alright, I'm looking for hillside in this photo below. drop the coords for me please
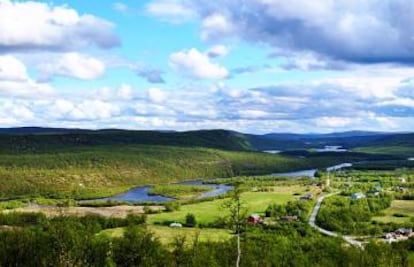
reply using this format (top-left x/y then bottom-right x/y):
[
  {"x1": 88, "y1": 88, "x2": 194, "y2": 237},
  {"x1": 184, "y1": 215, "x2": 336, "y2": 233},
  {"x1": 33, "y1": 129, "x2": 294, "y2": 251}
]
[{"x1": 0, "y1": 129, "x2": 253, "y2": 153}]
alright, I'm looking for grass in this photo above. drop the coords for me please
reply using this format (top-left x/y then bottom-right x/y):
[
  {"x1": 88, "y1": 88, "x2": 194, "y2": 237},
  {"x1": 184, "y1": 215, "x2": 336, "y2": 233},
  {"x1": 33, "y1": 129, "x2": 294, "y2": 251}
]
[
  {"x1": 353, "y1": 146, "x2": 414, "y2": 157},
  {"x1": 372, "y1": 200, "x2": 414, "y2": 223},
  {"x1": 99, "y1": 225, "x2": 232, "y2": 245},
  {"x1": 148, "y1": 188, "x2": 308, "y2": 225},
  {"x1": 148, "y1": 184, "x2": 213, "y2": 199}
]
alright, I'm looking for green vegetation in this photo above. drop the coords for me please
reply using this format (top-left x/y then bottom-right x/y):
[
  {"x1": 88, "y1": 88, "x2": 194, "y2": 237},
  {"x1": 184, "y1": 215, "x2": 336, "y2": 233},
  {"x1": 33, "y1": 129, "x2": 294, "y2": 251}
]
[
  {"x1": 0, "y1": 212, "x2": 412, "y2": 266},
  {"x1": 100, "y1": 225, "x2": 232, "y2": 245},
  {"x1": 148, "y1": 184, "x2": 213, "y2": 199},
  {"x1": 149, "y1": 190, "x2": 300, "y2": 226},
  {"x1": 0, "y1": 144, "x2": 319, "y2": 199},
  {"x1": 317, "y1": 194, "x2": 394, "y2": 235},
  {"x1": 372, "y1": 200, "x2": 414, "y2": 223}
]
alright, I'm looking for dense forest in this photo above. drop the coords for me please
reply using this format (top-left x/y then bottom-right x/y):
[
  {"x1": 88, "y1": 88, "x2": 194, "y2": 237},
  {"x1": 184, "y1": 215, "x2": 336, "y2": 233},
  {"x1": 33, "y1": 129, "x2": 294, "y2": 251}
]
[{"x1": 0, "y1": 212, "x2": 412, "y2": 267}]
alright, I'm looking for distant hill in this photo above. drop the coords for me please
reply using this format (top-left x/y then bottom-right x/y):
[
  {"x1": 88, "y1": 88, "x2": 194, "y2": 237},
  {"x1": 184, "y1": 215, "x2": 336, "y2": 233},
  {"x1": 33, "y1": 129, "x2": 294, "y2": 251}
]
[
  {"x1": 0, "y1": 127, "x2": 412, "y2": 153},
  {"x1": 0, "y1": 128, "x2": 253, "y2": 152}
]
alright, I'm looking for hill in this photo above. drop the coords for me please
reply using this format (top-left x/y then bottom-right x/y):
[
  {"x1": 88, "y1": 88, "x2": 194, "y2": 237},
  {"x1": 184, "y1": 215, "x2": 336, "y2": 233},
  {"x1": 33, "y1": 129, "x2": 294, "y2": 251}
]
[{"x1": 0, "y1": 129, "x2": 253, "y2": 153}]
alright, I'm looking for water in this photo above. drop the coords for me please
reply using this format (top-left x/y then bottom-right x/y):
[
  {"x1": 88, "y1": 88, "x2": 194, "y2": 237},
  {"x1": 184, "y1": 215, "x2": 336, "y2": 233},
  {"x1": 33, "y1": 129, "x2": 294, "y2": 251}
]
[
  {"x1": 272, "y1": 169, "x2": 317, "y2": 178},
  {"x1": 96, "y1": 163, "x2": 352, "y2": 203},
  {"x1": 99, "y1": 180, "x2": 234, "y2": 203},
  {"x1": 314, "y1": 146, "x2": 348, "y2": 152},
  {"x1": 262, "y1": 150, "x2": 282, "y2": 154},
  {"x1": 272, "y1": 163, "x2": 353, "y2": 179},
  {"x1": 99, "y1": 186, "x2": 174, "y2": 203},
  {"x1": 179, "y1": 180, "x2": 234, "y2": 199}
]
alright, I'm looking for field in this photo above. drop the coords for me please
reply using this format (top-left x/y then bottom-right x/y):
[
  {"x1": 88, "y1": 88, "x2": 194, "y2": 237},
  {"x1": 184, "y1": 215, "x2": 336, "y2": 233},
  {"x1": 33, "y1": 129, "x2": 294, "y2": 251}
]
[
  {"x1": 3, "y1": 205, "x2": 164, "y2": 218},
  {"x1": 148, "y1": 186, "x2": 314, "y2": 225},
  {"x1": 100, "y1": 225, "x2": 232, "y2": 245},
  {"x1": 372, "y1": 200, "x2": 414, "y2": 223}
]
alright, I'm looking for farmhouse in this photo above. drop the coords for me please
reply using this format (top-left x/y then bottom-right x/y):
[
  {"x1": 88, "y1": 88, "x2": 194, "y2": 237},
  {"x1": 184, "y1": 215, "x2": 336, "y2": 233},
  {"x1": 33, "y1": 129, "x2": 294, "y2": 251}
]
[{"x1": 247, "y1": 214, "x2": 263, "y2": 225}]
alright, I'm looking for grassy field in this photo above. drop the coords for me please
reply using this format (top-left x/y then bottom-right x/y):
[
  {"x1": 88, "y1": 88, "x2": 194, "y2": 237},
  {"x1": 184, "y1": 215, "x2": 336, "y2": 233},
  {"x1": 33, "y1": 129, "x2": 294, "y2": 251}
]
[
  {"x1": 100, "y1": 225, "x2": 232, "y2": 245},
  {"x1": 148, "y1": 184, "x2": 213, "y2": 199},
  {"x1": 372, "y1": 200, "x2": 414, "y2": 223},
  {"x1": 353, "y1": 146, "x2": 414, "y2": 157},
  {"x1": 148, "y1": 186, "x2": 313, "y2": 225}
]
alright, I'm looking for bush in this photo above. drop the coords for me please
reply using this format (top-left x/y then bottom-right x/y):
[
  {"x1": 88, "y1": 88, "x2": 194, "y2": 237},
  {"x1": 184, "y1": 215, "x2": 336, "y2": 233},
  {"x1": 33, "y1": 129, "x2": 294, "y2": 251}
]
[{"x1": 164, "y1": 201, "x2": 181, "y2": 212}]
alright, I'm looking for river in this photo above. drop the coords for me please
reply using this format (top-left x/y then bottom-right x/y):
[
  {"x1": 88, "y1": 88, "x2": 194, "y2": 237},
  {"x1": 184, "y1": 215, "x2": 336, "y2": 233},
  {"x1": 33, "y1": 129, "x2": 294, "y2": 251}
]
[{"x1": 94, "y1": 163, "x2": 353, "y2": 203}]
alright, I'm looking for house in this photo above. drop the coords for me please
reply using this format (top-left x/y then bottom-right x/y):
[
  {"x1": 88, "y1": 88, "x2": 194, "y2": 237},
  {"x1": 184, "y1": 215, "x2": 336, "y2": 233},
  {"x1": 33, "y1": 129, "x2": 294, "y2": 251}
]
[
  {"x1": 247, "y1": 214, "x2": 263, "y2": 225},
  {"x1": 351, "y1": 192, "x2": 366, "y2": 200},
  {"x1": 300, "y1": 192, "x2": 313, "y2": 201},
  {"x1": 280, "y1": 215, "x2": 298, "y2": 222}
]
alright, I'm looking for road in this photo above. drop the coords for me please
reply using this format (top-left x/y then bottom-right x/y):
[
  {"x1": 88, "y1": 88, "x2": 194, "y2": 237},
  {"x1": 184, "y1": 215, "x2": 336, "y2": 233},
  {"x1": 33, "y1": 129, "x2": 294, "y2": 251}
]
[{"x1": 308, "y1": 192, "x2": 363, "y2": 248}]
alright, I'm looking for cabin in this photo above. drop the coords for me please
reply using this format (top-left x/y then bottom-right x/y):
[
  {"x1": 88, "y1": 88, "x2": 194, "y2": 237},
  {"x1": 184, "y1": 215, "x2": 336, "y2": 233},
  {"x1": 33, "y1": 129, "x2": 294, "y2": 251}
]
[
  {"x1": 351, "y1": 192, "x2": 366, "y2": 200},
  {"x1": 247, "y1": 214, "x2": 263, "y2": 225}
]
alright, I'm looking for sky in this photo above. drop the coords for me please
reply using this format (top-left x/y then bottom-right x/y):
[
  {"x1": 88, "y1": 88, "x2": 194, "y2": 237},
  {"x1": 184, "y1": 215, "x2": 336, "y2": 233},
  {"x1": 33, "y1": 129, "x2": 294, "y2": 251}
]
[{"x1": 0, "y1": 0, "x2": 414, "y2": 134}]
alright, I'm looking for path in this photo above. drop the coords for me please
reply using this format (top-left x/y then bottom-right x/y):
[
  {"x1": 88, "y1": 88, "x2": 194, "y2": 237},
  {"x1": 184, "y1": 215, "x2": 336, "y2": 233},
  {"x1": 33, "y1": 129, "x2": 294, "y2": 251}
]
[{"x1": 308, "y1": 192, "x2": 363, "y2": 248}]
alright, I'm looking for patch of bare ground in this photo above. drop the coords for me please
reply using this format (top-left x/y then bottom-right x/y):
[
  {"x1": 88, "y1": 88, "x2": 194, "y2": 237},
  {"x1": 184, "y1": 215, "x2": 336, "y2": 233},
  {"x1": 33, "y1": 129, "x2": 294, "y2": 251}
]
[{"x1": 3, "y1": 205, "x2": 164, "y2": 218}]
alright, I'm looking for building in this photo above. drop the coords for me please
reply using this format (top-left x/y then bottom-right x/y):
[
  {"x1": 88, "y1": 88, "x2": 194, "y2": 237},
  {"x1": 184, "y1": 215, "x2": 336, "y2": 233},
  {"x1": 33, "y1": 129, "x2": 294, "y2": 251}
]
[
  {"x1": 351, "y1": 192, "x2": 366, "y2": 200},
  {"x1": 247, "y1": 214, "x2": 263, "y2": 225}
]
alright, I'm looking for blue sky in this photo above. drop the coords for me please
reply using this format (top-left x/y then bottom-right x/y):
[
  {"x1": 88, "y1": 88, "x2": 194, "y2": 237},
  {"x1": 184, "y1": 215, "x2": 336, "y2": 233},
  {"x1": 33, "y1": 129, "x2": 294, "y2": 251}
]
[{"x1": 0, "y1": 0, "x2": 414, "y2": 133}]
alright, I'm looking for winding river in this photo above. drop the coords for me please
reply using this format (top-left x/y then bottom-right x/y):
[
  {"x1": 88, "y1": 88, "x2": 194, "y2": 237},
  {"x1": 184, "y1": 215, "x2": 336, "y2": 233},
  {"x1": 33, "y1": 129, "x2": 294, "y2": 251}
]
[{"x1": 94, "y1": 163, "x2": 353, "y2": 203}]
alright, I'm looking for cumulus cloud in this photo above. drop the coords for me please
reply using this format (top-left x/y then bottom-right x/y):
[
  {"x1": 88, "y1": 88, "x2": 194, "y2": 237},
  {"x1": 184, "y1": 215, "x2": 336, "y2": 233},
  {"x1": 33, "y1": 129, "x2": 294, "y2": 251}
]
[
  {"x1": 169, "y1": 48, "x2": 229, "y2": 79},
  {"x1": 0, "y1": 55, "x2": 28, "y2": 81},
  {"x1": 145, "y1": 0, "x2": 195, "y2": 23},
  {"x1": 161, "y1": 0, "x2": 414, "y2": 64},
  {"x1": 0, "y1": 0, "x2": 120, "y2": 52},
  {"x1": 37, "y1": 53, "x2": 106, "y2": 80},
  {"x1": 147, "y1": 88, "x2": 167, "y2": 103},
  {"x1": 207, "y1": 45, "x2": 229, "y2": 58},
  {"x1": 0, "y1": 55, "x2": 55, "y2": 98},
  {"x1": 48, "y1": 99, "x2": 120, "y2": 121}
]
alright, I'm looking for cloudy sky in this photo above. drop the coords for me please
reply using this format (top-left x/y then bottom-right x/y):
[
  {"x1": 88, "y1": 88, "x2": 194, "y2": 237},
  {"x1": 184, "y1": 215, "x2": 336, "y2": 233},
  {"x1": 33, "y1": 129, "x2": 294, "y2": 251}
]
[{"x1": 1, "y1": 0, "x2": 414, "y2": 133}]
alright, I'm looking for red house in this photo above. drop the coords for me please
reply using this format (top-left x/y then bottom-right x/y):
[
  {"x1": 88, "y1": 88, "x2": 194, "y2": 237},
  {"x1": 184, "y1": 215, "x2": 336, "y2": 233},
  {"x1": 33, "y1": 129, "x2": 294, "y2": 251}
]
[{"x1": 247, "y1": 214, "x2": 263, "y2": 225}]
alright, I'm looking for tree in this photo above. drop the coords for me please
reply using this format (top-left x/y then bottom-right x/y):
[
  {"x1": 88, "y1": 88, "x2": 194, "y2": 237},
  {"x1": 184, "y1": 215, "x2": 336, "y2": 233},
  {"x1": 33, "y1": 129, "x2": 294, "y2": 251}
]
[
  {"x1": 222, "y1": 184, "x2": 247, "y2": 267},
  {"x1": 185, "y1": 213, "x2": 197, "y2": 227}
]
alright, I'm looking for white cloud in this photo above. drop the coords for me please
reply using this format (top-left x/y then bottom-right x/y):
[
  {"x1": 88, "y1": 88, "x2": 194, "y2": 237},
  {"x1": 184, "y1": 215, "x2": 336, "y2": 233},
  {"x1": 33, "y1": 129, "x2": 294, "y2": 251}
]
[
  {"x1": 0, "y1": 0, "x2": 119, "y2": 51},
  {"x1": 0, "y1": 55, "x2": 28, "y2": 81},
  {"x1": 37, "y1": 53, "x2": 106, "y2": 80},
  {"x1": 169, "y1": 48, "x2": 229, "y2": 79},
  {"x1": 146, "y1": 0, "x2": 195, "y2": 23},
  {"x1": 0, "y1": 55, "x2": 55, "y2": 98},
  {"x1": 148, "y1": 88, "x2": 167, "y2": 103},
  {"x1": 207, "y1": 45, "x2": 229, "y2": 58},
  {"x1": 48, "y1": 99, "x2": 120, "y2": 121},
  {"x1": 201, "y1": 13, "x2": 234, "y2": 41}
]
